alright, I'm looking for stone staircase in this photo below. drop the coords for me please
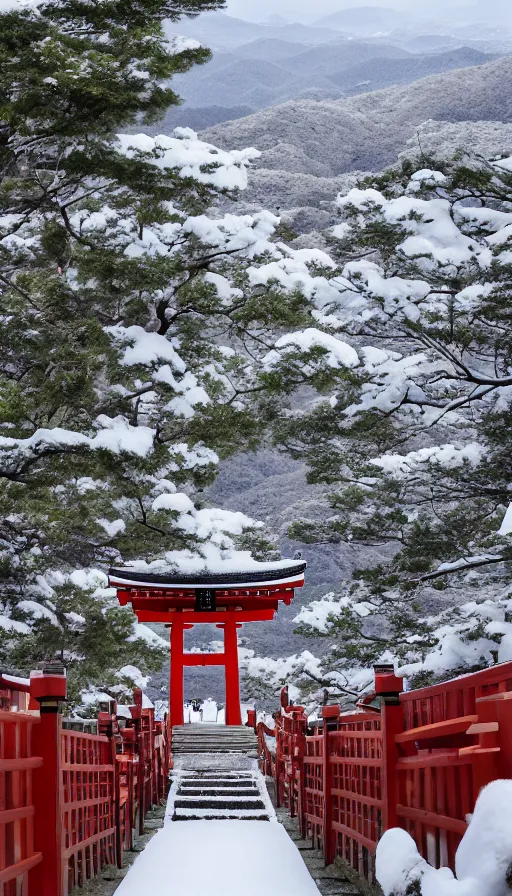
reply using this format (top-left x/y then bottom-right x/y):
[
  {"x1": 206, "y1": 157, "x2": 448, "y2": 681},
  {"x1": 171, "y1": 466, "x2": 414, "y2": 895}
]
[
  {"x1": 170, "y1": 770, "x2": 272, "y2": 821},
  {"x1": 171, "y1": 724, "x2": 258, "y2": 755},
  {"x1": 169, "y1": 725, "x2": 271, "y2": 821}
]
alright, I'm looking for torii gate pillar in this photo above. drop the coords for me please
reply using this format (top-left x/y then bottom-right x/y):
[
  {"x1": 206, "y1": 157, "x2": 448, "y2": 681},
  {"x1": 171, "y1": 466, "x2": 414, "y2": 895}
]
[
  {"x1": 169, "y1": 613, "x2": 243, "y2": 727},
  {"x1": 218, "y1": 617, "x2": 242, "y2": 727},
  {"x1": 170, "y1": 615, "x2": 185, "y2": 728}
]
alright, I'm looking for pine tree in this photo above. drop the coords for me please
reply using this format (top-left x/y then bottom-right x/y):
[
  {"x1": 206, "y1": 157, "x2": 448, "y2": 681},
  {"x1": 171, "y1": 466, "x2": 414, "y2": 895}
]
[
  {"x1": 248, "y1": 153, "x2": 512, "y2": 694},
  {"x1": 0, "y1": 0, "x2": 313, "y2": 705}
]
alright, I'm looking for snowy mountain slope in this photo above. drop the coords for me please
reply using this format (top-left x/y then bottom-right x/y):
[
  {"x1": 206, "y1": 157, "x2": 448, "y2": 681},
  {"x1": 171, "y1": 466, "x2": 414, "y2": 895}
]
[
  {"x1": 171, "y1": 56, "x2": 343, "y2": 110},
  {"x1": 201, "y1": 57, "x2": 512, "y2": 178},
  {"x1": 168, "y1": 39, "x2": 411, "y2": 114},
  {"x1": 399, "y1": 118, "x2": 512, "y2": 162},
  {"x1": 239, "y1": 169, "x2": 361, "y2": 216},
  {"x1": 237, "y1": 121, "x2": 512, "y2": 217}
]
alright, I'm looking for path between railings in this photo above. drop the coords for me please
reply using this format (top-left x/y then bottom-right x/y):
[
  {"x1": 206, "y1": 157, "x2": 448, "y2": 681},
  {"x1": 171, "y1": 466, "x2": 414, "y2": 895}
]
[{"x1": 98, "y1": 746, "x2": 367, "y2": 896}]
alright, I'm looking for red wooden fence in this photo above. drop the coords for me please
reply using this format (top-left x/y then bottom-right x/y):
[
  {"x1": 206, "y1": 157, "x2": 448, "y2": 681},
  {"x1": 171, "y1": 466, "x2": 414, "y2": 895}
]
[
  {"x1": 256, "y1": 661, "x2": 512, "y2": 886},
  {"x1": 0, "y1": 707, "x2": 42, "y2": 895},
  {"x1": 62, "y1": 730, "x2": 117, "y2": 895},
  {"x1": 0, "y1": 668, "x2": 169, "y2": 895}
]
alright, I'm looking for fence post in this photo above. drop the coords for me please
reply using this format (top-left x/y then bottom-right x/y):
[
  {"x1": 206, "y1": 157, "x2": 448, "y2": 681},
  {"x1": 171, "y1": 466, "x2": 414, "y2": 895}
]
[
  {"x1": 131, "y1": 689, "x2": 146, "y2": 835},
  {"x1": 29, "y1": 666, "x2": 67, "y2": 896},
  {"x1": 322, "y1": 705, "x2": 340, "y2": 866},
  {"x1": 470, "y1": 693, "x2": 505, "y2": 794},
  {"x1": 375, "y1": 664, "x2": 404, "y2": 833},
  {"x1": 275, "y1": 712, "x2": 282, "y2": 808},
  {"x1": 98, "y1": 703, "x2": 123, "y2": 870},
  {"x1": 295, "y1": 709, "x2": 307, "y2": 840},
  {"x1": 288, "y1": 707, "x2": 303, "y2": 819}
]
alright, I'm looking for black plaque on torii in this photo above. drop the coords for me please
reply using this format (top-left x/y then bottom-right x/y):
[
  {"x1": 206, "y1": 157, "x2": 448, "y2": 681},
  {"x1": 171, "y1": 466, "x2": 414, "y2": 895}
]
[{"x1": 194, "y1": 589, "x2": 216, "y2": 612}]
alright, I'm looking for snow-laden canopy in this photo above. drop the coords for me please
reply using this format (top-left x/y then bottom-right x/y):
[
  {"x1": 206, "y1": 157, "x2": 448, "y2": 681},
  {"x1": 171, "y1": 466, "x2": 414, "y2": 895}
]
[{"x1": 243, "y1": 151, "x2": 512, "y2": 698}]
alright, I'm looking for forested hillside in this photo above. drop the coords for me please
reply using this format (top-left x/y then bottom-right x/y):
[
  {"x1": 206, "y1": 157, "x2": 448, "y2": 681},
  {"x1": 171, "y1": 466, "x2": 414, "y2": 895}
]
[{"x1": 203, "y1": 57, "x2": 512, "y2": 179}]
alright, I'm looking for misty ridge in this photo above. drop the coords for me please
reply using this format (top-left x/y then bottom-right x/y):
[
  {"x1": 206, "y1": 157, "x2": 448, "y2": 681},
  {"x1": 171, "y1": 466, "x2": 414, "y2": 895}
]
[
  {"x1": 158, "y1": 3, "x2": 512, "y2": 133},
  {"x1": 149, "y1": 4, "x2": 512, "y2": 702}
]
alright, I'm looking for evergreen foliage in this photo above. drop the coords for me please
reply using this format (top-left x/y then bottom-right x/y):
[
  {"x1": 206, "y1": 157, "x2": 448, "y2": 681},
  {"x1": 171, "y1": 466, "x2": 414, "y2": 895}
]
[
  {"x1": 0, "y1": 0, "x2": 313, "y2": 704},
  {"x1": 253, "y1": 155, "x2": 512, "y2": 695}
]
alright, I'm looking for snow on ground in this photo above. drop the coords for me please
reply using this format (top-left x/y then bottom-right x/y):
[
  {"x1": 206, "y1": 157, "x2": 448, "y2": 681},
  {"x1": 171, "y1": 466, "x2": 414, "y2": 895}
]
[
  {"x1": 115, "y1": 820, "x2": 320, "y2": 896},
  {"x1": 376, "y1": 780, "x2": 512, "y2": 896}
]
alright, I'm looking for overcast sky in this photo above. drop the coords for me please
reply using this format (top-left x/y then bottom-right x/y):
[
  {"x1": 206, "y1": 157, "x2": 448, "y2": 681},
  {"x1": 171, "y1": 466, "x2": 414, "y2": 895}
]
[{"x1": 225, "y1": 0, "x2": 477, "y2": 23}]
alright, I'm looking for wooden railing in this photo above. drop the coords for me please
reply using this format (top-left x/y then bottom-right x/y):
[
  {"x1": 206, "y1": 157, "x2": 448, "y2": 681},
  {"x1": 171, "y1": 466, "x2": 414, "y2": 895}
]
[
  {"x1": 0, "y1": 707, "x2": 42, "y2": 894},
  {"x1": 0, "y1": 669, "x2": 169, "y2": 895},
  {"x1": 255, "y1": 662, "x2": 512, "y2": 886}
]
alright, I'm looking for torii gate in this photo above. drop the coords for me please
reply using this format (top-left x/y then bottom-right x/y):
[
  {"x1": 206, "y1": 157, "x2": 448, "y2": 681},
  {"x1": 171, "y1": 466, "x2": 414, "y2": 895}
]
[{"x1": 109, "y1": 561, "x2": 306, "y2": 727}]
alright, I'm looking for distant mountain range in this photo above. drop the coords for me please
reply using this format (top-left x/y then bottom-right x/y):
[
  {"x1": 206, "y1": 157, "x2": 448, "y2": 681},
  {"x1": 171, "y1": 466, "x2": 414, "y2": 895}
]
[
  {"x1": 329, "y1": 46, "x2": 494, "y2": 93},
  {"x1": 163, "y1": 32, "x2": 499, "y2": 132},
  {"x1": 174, "y1": 9, "x2": 512, "y2": 51},
  {"x1": 199, "y1": 56, "x2": 512, "y2": 207}
]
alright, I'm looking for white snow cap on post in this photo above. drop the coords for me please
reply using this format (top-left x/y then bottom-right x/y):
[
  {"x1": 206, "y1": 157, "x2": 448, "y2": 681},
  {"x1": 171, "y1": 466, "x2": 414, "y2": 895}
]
[{"x1": 376, "y1": 780, "x2": 512, "y2": 896}]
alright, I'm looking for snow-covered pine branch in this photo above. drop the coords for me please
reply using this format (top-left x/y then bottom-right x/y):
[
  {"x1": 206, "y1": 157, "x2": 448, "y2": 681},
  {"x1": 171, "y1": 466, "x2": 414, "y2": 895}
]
[
  {"x1": 246, "y1": 153, "x2": 512, "y2": 692},
  {"x1": 0, "y1": 0, "x2": 318, "y2": 705}
]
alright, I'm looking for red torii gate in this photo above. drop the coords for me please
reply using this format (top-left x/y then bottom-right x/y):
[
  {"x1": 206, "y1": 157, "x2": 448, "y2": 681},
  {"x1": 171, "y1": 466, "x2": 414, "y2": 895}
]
[{"x1": 109, "y1": 561, "x2": 307, "y2": 727}]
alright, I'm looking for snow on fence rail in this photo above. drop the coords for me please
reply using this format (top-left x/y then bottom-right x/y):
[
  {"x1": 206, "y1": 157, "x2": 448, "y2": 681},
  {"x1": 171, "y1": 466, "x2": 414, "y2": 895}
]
[
  {"x1": 254, "y1": 662, "x2": 512, "y2": 887},
  {"x1": 0, "y1": 668, "x2": 169, "y2": 896}
]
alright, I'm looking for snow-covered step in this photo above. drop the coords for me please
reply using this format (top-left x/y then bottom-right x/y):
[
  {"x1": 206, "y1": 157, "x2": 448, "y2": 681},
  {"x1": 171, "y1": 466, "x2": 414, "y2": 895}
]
[
  {"x1": 171, "y1": 723, "x2": 258, "y2": 755},
  {"x1": 179, "y1": 788, "x2": 260, "y2": 797},
  {"x1": 179, "y1": 776, "x2": 255, "y2": 784},
  {"x1": 174, "y1": 798, "x2": 266, "y2": 811},
  {"x1": 179, "y1": 770, "x2": 255, "y2": 776},
  {"x1": 172, "y1": 725, "x2": 252, "y2": 731},
  {"x1": 178, "y1": 769, "x2": 254, "y2": 787},
  {"x1": 168, "y1": 767, "x2": 275, "y2": 822},
  {"x1": 173, "y1": 808, "x2": 270, "y2": 820},
  {"x1": 174, "y1": 794, "x2": 263, "y2": 802},
  {"x1": 173, "y1": 737, "x2": 257, "y2": 743},
  {"x1": 173, "y1": 745, "x2": 258, "y2": 753},
  {"x1": 179, "y1": 776, "x2": 256, "y2": 784},
  {"x1": 172, "y1": 739, "x2": 257, "y2": 744},
  {"x1": 173, "y1": 735, "x2": 257, "y2": 742},
  {"x1": 172, "y1": 735, "x2": 257, "y2": 741}
]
